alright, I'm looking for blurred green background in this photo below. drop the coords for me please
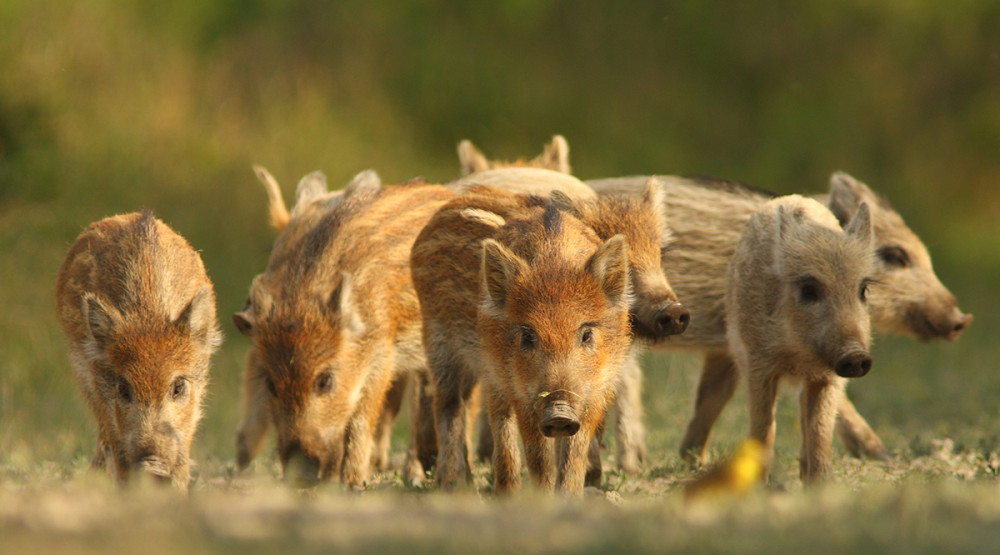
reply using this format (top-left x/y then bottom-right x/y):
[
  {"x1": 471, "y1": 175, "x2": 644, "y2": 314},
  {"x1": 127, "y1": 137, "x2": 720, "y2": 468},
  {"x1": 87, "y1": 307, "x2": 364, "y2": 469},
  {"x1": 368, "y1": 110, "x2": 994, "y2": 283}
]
[{"x1": 1, "y1": 0, "x2": 998, "y2": 470}]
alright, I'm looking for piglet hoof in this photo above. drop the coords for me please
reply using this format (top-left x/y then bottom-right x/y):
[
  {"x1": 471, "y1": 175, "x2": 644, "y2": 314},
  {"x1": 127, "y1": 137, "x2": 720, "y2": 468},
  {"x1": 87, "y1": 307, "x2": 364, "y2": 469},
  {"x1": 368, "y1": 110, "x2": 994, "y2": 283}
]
[
  {"x1": 585, "y1": 464, "x2": 602, "y2": 487},
  {"x1": 836, "y1": 425, "x2": 889, "y2": 462},
  {"x1": 679, "y1": 447, "x2": 707, "y2": 469},
  {"x1": 435, "y1": 466, "x2": 471, "y2": 491},
  {"x1": 401, "y1": 455, "x2": 427, "y2": 488},
  {"x1": 236, "y1": 445, "x2": 252, "y2": 472},
  {"x1": 618, "y1": 442, "x2": 647, "y2": 477},
  {"x1": 617, "y1": 453, "x2": 641, "y2": 478},
  {"x1": 869, "y1": 448, "x2": 892, "y2": 462}
]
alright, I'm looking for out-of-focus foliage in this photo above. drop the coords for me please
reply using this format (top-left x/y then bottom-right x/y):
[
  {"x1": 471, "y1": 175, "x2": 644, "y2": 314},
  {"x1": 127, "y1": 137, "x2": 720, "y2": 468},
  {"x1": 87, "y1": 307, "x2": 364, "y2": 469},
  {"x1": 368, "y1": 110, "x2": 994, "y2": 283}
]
[{"x1": 0, "y1": 0, "x2": 997, "y2": 465}]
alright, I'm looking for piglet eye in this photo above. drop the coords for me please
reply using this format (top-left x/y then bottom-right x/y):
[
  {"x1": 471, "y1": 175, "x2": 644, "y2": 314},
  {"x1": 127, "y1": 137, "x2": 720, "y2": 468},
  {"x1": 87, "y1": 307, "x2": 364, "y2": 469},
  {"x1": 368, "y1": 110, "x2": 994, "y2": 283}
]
[
  {"x1": 878, "y1": 246, "x2": 910, "y2": 268},
  {"x1": 580, "y1": 325, "x2": 595, "y2": 346},
  {"x1": 801, "y1": 284, "x2": 818, "y2": 302},
  {"x1": 315, "y1": 372, "x2": 333, "y2": 395},
  {"x1": 266, "y1": 377, "x2": 277, "y2": 397},
  {"x1": 117, "y1": 378, "x2": 132, "y2": 403},
  {"x1": 797, "y1": 277, "x2": 823, "y2": 303},
  {"x1": 519, "y1": 326, "x2": 538, "y2": 350},
  {"x1": 859, "y1": 279, "x2": 872, "y2": 302},
  {"x1": 171, "y1": 377, "x2": 188, "y2": 400}
]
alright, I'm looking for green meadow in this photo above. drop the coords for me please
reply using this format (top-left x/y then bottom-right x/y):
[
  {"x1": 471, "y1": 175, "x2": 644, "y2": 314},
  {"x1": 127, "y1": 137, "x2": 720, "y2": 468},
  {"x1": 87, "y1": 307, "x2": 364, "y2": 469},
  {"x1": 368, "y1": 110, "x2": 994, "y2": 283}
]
[{"x1": 2, "y1": 1, "x2": 999, "y2": 552}]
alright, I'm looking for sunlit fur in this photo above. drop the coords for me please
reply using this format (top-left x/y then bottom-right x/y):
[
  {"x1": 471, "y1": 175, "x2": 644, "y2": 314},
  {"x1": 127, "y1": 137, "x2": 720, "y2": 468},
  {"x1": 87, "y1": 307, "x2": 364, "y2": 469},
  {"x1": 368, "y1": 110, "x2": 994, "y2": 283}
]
[
  {"x1": 252, "y1": 166, "x2": 383, "y2": 233},
  {"x1": 449, "y1": 167, "x2": 598, "y2": 200},
  {"x1": 551, "y1": 179, "x2": 684, "y2": 342},
  {"x1": 234, "y1": 173, "x2": 453, "y2": 487},
  {"x1": 56, "y1": 211, "x2": 221, "y2": 493},
  {"x1": 449, "y1": 166, "x2": 683, "y2": 476},
  {"x1": 411, "y1": 187, "x2": 631, "y2": 494}
]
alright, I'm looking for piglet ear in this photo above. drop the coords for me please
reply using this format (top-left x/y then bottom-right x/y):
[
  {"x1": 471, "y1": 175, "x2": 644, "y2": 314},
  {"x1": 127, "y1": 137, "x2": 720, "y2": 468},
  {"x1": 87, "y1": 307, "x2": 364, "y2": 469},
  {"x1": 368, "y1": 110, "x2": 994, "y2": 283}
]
[
  {"x1": 844, "y1": 201, "x2": 873, "y2": 246},
  {"x1": 343, "y1": 169, "x2": 381, "y2": 197},
  {"x1": 480, "y1": 239, "x2": 526, "y2": 315},
  {"x1": 827, "y1": 172, "x2": 875, "y2": 225},
  {"x1": 458, "y1": 140, "x2": 490, "y2": 176},
  {"x1": 82, "y1": 293, "x2": 118, "y2": 349},
  {"x1": 176, "y1": 286, "x2": 221, "y2": 349},
  {"x1": 548, "y1": 190, "x2": 583, "y2": 219},
  {"x1": 774, "y1": 203, "x2": 791, "y2": 241},
  {"x1": 541, "y1": 135, "x2": 571, "y2": 174},
  {"x1": 640, "y1": 177, "x2": 671, "y2": 247},
  {"x1": 232, "y1": 298, "x2": 255, "y2": 337},
  {"x1": 294, "y1": 171, "x2": 328, "y2": 208},
  {"x1": 331, "y1": 272, "x2": 366, "y2": 336},
  {"x1": 588, "y1": 235, "x2": 630, "y2": 307},
  {"x1": 773, "y1": 198, "x2": 810, "y2": 241}
]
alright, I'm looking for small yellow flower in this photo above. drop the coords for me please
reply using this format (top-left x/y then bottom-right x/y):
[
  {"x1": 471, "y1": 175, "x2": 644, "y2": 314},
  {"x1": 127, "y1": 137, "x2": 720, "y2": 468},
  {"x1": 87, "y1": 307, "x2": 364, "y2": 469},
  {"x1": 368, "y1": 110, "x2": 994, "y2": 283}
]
[{"x1": 684, "y1": 439, "x2": 766, "y2": 503}]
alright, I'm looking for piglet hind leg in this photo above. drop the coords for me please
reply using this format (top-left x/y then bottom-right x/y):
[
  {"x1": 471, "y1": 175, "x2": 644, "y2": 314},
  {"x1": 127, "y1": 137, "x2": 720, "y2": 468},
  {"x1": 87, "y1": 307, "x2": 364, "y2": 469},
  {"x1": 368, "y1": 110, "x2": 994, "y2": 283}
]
[
  {"x1": 584, "y1": 423, "x2": 604, "y2": 487},
  {"x1": 679, "y1": 350, "x2": 740, "y2": 467},
  {"x1": 613, "y1": 350, "x2": 647, "y2": 476},
  {"x1": 403, "y1": 369, "x2": 437, "y2": 484},
  {"x1": 835, "y1": 394, "x2": 890, "y2": 461}
]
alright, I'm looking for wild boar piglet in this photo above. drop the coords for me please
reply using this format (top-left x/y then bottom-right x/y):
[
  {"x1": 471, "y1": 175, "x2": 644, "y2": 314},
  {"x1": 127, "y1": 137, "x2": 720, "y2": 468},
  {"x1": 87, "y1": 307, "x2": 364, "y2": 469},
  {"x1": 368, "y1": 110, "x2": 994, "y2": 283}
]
[
  {"x1": 235, "y1": 169, "x2": 452, "y2": 487},
  {"x1": 56, "y1": 210, "x2": 221, "y2": 493},
  {"x1": 727, "y1": 195, "x2": 875, "y2": 482},
  {"x1": 412, "y1": 186, "x2": 633, "y2": 494}
]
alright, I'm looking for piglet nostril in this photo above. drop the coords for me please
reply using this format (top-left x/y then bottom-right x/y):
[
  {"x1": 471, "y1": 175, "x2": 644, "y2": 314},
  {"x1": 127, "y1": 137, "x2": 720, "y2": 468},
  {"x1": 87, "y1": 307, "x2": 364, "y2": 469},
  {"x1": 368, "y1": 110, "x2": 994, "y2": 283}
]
[
  {"x1": 944, "y1": 313, "x2": 973, "y2": 341},
  {"x1": 677, "y1": 310, "x2": 690, "y2": 328},
  {"x1": 539, "y1": 400, "x2": 580, "y2": 437},
  {"x1": 954, "y1": 313, "x2": 973, "y2": 333},
  {"x1": 540, "y1": 417, "x2": 581, "y2": 437}
]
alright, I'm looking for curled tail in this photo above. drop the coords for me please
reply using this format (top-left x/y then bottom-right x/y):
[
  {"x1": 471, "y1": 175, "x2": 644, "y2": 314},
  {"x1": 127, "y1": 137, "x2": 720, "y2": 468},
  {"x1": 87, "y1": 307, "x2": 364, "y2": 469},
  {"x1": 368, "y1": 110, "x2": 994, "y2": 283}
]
[{"x1": 253, "y1": 165, "x2": 290, "y2": 232}]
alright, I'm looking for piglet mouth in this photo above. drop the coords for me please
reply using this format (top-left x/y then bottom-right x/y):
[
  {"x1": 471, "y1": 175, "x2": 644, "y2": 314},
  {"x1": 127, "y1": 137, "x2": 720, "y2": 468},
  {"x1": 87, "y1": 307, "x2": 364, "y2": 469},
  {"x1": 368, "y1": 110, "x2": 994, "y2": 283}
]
[{"x1": 281, "y1": 448, "x2": 324, "y2": 487}]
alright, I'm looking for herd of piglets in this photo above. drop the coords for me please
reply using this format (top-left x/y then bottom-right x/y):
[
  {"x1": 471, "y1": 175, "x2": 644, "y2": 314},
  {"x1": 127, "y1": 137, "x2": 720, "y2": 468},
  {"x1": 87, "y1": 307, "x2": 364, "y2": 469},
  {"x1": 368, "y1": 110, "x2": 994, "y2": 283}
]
[{"x1": 57, "y1": 136, "x2": 971, "y2": 494}]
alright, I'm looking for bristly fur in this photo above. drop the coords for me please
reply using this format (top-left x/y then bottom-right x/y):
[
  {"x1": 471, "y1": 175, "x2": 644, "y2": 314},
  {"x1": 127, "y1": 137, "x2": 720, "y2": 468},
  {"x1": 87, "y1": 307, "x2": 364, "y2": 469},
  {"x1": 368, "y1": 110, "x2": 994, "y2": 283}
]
[
  {"x1": 682, "y1": 174, "x2": 778, "y2": 199},
  {"x1": 234, "y1": 177, "x2": 455, "y2": 487},
  {"x1": 55, "y1": 211, "x2": 220, "y2": 493},
  {"x1": 542, "y1": 204, "x2": 562, "y2": 237},
  {"x1": 411, "y1": 185, "x2": 633, "y2": 495}
]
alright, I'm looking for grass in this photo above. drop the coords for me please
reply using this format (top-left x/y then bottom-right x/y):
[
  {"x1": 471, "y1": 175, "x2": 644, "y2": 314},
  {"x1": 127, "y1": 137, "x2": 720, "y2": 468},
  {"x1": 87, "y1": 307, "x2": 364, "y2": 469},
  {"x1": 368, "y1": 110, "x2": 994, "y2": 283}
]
[{"x1": 3, "y1": 448, "x2": 1000, "y2": 554}]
